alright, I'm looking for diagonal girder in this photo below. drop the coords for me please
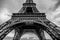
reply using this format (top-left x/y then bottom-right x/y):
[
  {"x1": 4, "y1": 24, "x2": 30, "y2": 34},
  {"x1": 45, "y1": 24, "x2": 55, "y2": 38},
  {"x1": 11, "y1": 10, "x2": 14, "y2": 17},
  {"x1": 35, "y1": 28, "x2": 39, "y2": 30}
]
[
  {"x1": 43, "y1": 19, "x2": 60, "y2": 39},
  {"x1": 0, "y1": 19, "x2": 13, "y2": 30},
  {"x1": 0, "y1": 19, "x2": 15, "y2": 40},
  {"x1": 0, "y1": 26, "x2": 14, "y2": 40},
  {"x1": 45, "y1": 28, "x2": 58, "y2": 40}
]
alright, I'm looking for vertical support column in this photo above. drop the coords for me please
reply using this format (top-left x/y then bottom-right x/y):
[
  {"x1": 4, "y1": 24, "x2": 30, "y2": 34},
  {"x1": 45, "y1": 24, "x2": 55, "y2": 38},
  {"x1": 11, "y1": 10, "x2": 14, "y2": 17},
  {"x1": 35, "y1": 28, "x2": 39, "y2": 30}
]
[
  {"x1": 13, "y1": 28, "x2": 24, "y2": 40},
  {"x1": 40, "y1": 30, "x2": 46, "y2": 40},
  {"x1": 13, "y1": 29, "x2": 19, "y2": 40},
  {"x1": 35, "y1": 29, "x2": 46, "y2": 40},
  {"x1": 35, "y1": 29, "x2": 42, "y2": 40}
]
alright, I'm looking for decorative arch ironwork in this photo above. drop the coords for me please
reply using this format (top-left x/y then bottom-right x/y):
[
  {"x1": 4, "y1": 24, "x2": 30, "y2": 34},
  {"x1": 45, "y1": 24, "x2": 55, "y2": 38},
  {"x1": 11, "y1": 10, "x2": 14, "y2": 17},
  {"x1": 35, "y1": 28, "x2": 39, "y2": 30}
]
[
  {"x1": 0, "y1": 21, "x2": 60, "y2": 40},
  {"x1": 0, "y1": 0, "x2": 60, "y2": 40}
]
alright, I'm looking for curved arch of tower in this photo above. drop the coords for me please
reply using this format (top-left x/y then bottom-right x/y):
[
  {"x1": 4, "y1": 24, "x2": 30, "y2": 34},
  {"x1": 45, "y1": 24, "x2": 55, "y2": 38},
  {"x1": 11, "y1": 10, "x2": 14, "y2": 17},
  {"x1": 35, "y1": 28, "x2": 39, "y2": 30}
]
[{"x1": 0, "y1": 0, "x2": 60, "y2": 40}]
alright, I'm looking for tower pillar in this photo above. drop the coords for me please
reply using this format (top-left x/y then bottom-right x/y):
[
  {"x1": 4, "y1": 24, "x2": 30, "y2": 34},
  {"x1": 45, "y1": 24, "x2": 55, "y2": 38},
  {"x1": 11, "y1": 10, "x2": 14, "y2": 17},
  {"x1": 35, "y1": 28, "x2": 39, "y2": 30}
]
[{"x1": 26, "y1": 0, "x2": 33, "y2": 3}]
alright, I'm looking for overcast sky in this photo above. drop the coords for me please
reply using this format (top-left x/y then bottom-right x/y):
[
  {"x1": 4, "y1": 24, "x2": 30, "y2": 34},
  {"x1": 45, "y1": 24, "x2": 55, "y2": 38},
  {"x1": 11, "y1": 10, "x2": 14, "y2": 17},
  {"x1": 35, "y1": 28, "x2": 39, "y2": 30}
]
[{"x1": 1, "y1": 0, "x2": 60, "y2": 40}]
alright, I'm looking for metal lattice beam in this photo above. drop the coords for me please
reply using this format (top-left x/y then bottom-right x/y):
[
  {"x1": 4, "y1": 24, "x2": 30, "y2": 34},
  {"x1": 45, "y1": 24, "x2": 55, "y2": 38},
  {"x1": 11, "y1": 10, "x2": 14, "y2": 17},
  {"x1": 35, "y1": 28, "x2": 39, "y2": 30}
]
[{"x1": 0, "y1": 27, "x2": 14, "y2": 40}]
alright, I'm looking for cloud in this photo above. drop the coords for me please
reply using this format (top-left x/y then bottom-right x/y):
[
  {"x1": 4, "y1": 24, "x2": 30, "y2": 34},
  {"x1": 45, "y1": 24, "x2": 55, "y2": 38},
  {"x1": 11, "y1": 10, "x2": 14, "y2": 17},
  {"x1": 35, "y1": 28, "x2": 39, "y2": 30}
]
[
  {"x1": 21, "y1": 33, "x2": 39, "y2": 39},
  {"x1": 0, "y1": 8, "x2": 12, "y2": 24},
  {"x1": 45, "y1": 0, "x2": 60, "y2": 27},
  {"x1": 52, "y1": 0, "x2": 60, "y2": 10}
]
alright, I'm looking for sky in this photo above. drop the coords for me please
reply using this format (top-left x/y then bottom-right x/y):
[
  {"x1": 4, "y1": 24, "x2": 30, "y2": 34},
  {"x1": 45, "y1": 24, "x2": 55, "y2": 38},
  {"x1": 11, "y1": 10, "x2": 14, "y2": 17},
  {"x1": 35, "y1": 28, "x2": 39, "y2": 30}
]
[
  {"x1": 21, "y1": 33, "x2": 39, "y2": 39},
  {"x1": 0, "y1": 0, "x2": 60, "y2": 40}
]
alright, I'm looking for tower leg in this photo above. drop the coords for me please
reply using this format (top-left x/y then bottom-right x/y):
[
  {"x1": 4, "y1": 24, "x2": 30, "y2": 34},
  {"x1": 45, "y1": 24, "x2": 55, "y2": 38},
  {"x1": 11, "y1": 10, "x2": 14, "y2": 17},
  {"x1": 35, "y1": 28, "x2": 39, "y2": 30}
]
[
  {"x1": 40, "y1": 30, "x2": 46, "y2": 40},
  {"x1": 0, "y1": 27, "x2": 13, "y2": 40},
  {"x1": 35, "y1": 29, "x2": 42, "y2": 40},
  {"x1": 45, "y1": 28, "x2": 57, "y2": 40},
  {"x1": 35, "y1": 29, "x2": 46, "y2": 40},
  {"x1": 13, "y1": 28, "x2": 24, "y2": 40}
]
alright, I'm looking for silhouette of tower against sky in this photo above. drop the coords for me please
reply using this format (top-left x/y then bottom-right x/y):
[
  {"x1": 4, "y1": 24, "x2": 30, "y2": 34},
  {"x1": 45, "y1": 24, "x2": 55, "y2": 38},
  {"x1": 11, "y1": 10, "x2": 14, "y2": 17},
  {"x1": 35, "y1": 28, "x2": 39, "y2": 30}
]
[{"x1": 0, "y1": 0, "x2": 60, "y2": 40}]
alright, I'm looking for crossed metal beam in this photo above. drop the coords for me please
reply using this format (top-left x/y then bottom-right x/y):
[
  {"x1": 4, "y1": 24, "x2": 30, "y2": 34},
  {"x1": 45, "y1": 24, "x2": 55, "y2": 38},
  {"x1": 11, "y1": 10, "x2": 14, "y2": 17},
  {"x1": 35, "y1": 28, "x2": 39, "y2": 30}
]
[{"x1": 0, "y1": 19, "x2": 60, "y2": 40}]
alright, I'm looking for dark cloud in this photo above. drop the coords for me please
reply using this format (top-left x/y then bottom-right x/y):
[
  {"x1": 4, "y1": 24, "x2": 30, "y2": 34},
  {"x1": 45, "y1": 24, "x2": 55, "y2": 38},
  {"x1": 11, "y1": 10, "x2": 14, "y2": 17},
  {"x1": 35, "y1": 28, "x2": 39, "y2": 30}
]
[{"x1": 52, "y1": 0, "x2": 60, "y2": 11}]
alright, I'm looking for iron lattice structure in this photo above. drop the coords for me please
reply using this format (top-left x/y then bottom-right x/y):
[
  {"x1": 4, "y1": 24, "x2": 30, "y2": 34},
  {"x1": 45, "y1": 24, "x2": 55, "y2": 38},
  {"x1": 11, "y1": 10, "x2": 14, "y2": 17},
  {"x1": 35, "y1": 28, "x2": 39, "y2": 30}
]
[{"x1": 0, "y1": 0, "x2": 60, "y2": 40}]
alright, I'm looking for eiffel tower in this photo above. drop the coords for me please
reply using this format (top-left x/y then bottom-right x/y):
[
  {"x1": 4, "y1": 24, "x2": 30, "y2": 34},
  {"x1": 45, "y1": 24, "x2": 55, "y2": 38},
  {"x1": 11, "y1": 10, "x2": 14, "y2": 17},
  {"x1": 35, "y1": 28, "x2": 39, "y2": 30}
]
[{"x1": 0, "y1": 0, "x2": 60, "y2": 40}]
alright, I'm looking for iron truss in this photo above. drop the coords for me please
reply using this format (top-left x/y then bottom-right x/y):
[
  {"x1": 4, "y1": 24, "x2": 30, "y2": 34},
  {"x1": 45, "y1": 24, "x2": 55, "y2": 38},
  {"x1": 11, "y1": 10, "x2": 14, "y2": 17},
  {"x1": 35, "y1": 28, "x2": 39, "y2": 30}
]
[
  {"x1": 0, "y1": 13, "x2": 60, "y2": 40},
  {"x1": 0, "y1": 0, "x2": 60, "y2": 40}
]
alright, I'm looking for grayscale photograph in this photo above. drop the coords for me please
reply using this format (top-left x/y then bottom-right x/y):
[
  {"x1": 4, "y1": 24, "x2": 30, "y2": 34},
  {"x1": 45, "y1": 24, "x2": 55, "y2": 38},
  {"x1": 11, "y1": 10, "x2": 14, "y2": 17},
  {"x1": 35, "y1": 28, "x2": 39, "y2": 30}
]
[{"x1": 0, "y1": 0, "x2": 60, "y2": 40}]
